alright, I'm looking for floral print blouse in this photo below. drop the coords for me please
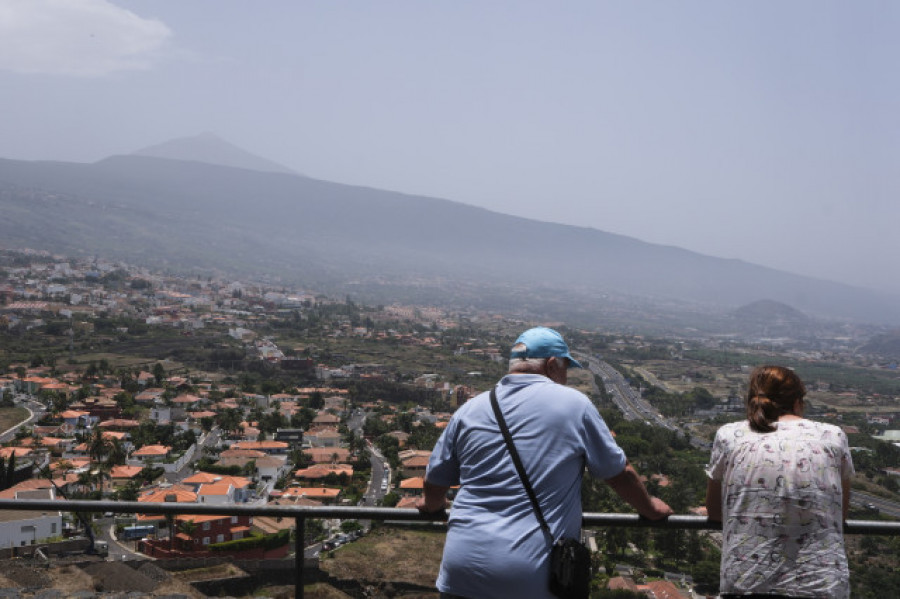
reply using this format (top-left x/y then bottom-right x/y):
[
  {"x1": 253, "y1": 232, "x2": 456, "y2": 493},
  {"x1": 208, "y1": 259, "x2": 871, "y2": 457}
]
[{"x1": 706, "y1": 419, "x2": 854, "y2": 598}]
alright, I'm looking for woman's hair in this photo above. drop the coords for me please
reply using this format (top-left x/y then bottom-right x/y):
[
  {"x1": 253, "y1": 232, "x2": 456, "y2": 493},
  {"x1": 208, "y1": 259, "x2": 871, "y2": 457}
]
[{"x1": 746, "y1": 365, "x2": 806, "y2": 433}]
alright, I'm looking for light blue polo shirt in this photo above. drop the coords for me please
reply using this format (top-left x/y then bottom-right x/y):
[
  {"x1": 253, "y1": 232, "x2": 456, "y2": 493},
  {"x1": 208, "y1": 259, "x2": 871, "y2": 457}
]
[{"x1": 426, "y1": 374, "x2": 626, "y2": 599}]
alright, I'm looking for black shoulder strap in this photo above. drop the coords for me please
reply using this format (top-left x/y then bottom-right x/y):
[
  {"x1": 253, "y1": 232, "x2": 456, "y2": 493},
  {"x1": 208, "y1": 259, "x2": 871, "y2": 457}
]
[{"x1": 490, "y1": 387, "x2": 553, "y2": 538}]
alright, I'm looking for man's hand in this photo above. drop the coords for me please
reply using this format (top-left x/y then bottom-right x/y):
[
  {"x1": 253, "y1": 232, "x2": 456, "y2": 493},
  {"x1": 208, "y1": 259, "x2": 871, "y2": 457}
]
[
  {"x1": 606, "y1": 462, "x2": 674, "y2": 520},
  {"x1": 641, "y1": 497, "x2": 674, "y2": 521},
  {"x1": 417, "y1": 480, "x2": 451, "y2": 514},
  {"x1": 415, "y1": 496, "x2": 447, "y2": 514}
]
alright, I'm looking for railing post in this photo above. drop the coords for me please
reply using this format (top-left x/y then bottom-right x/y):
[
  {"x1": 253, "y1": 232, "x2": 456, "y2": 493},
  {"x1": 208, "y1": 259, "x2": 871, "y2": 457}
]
[{"x1": 295, "y1": 515, "x2": 304, "y2": 599}]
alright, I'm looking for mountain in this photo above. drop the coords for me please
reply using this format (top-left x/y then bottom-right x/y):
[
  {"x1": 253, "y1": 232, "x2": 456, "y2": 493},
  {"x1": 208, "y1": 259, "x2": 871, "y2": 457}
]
[
  {"x1": 132, "y1": 132, "x2": 299, "y2": 176},
  {"x1": 733, "y1": 300, "x2": 809, "y2": 324},
  {"x1": 1, "y1": 143, "x2": 898, "y2": 329}
]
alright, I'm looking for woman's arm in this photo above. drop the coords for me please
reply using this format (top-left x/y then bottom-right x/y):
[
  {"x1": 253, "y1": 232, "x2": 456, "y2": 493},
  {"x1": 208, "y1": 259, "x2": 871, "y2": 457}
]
[
  {"x1": 705, "y1": 478, "x2": 723, "y2": 522},
  {"x1": 842, "y1": 477, "x2": 851, "y2": 522}
]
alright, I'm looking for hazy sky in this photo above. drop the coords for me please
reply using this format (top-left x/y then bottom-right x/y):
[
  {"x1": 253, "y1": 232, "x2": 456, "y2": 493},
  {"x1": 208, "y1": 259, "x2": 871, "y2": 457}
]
[{"x1": 1, "y1": 1, "x2": 898, "y2": 294}]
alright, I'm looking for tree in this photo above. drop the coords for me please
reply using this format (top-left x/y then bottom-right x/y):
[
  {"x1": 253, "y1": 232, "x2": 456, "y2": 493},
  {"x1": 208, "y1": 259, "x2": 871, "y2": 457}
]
[
  {"x1": 692, "y1": 560, "x2": 721, "y2": 595},
  {"x1": 178, "y1": 518, "x2": 198, "y2": 537},
  {"x1": 116, "y1": 480, "x2": 141, "y2": 501},
  {"x1": 107, "y1": 438, "x2": 127, "y2": 466},
  {"x1": 0, "y1": 453, "x2": 15, "y2": 490},
  {"x1": 152, "y1": 362, "x2": 166, "y2": 386},
  {"x1": 88, "y1": 428, "x2": 111, "y2": 463},
  {"x1": 218, "y1": 408, "x2": 242, "y2": 436}
]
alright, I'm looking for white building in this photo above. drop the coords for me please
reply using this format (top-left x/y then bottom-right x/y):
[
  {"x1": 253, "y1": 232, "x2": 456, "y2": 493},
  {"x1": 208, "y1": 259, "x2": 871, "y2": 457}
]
[{"x1": 0, "y1": 489, "x2": 63, "y2": 547}]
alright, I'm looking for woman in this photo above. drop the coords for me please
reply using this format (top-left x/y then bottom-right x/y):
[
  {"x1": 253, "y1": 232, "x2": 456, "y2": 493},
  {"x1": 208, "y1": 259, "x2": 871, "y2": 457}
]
[{"x1": 706, "y1": 365, "x2": 854, "y2": 599}]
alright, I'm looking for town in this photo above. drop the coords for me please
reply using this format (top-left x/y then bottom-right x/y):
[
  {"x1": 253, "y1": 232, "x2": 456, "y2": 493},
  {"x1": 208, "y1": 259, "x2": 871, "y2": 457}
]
[{"x1": 1, "y1": 246, "x2": 899, "y2": 598}]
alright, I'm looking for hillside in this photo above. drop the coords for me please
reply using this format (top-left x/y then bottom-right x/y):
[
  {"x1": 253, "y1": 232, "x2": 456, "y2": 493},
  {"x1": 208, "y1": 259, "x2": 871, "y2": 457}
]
[{"x1": 1, "y1": 152, "x2": 898, "y2": 327}]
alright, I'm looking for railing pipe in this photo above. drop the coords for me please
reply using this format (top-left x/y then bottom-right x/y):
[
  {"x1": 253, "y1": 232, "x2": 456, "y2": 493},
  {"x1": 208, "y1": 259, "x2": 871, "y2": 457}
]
[{"x1": 2, "y1": 498, "x2": 898, "y2": 597}]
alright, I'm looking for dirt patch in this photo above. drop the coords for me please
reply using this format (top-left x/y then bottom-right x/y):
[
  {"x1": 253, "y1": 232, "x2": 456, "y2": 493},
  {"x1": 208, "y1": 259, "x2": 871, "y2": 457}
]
[
  {"x1": 170, "y1": 562, "x2": 246, "y2": 583},
  {"x1": 0, "y1": 561, "x2": 54, "y2": 589},
  {"x1": 46, "y1": 564, "x2": 96, "y2": 594},
  {"x1": 80, "y1": 561, "x2": 158, "y2": 593},
  {"x1": 319, "y1": 526, "x2": 444, "y2": 590}
]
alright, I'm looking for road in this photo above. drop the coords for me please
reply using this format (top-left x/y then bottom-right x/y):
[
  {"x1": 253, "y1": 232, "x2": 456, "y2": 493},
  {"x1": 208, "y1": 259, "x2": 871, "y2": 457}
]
[
  {"x1": 0, "y1": 394, "x2": 45, "y2": 443},
  {"x1": 851, "y1": 490, "x2": 900, "y2": 519},
  {"x1": 577, "y1": 352, "x2": 676, "y2": 431},
  {"x1": 164, "y1": 426, "x2": 221, "y2": 484},
  {"x1": 97, "y1": 516, "x2": 146, "y2": 561}
]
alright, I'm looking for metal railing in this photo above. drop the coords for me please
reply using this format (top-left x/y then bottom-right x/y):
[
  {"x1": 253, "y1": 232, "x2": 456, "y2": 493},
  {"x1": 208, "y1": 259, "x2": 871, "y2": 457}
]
[{"x1": 2, "y1": 499, "x2": 898, "y2": 598}]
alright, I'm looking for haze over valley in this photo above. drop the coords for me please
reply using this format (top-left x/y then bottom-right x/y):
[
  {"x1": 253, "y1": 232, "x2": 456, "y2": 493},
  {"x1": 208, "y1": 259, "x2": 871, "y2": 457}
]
[{"x1": 2, "y1": 134, "x2": 898, "y2": 335}]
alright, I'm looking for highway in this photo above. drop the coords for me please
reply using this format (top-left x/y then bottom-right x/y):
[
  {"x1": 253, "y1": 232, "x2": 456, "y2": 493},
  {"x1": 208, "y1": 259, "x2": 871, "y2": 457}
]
[{"x1": 577, "y1": 352, "x2": 677, "y2": 431}]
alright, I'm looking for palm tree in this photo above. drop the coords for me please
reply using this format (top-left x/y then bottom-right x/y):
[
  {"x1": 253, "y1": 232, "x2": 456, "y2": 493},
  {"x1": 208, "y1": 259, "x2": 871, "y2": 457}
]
[
  {"x1": 88, "y1": 428, "x2": 111, "y2": 463},
  {"x1": 94, "y1": 462, "x2": 113, "y2": 497},
  {"x1": 106, "y1": 438, "x2": 127, "y2": 466}
]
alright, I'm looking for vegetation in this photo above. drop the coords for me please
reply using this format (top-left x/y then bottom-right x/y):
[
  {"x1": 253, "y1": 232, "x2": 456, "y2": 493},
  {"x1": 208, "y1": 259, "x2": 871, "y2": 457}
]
[{"x1": 209, "y1": 529, "x2": 290, "y2": 552}]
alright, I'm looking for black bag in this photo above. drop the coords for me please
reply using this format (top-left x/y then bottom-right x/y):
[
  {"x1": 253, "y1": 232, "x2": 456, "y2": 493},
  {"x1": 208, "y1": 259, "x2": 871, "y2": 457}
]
[
  {"x1": 549, "y1": 537, "x2": 592, "y2": 599},
  {"x1": 490, "y1": 389, "x2": 593, "y2": 599}
]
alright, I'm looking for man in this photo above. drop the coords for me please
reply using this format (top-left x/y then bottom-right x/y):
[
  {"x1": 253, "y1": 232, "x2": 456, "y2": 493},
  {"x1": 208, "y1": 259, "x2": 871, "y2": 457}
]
[{"x1": 417, "y1": 327, "x2": 672, "y2": 599}]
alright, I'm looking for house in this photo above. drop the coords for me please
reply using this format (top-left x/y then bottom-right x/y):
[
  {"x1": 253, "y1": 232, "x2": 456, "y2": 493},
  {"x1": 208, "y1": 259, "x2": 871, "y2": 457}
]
[
  {"x1": 135, "y1": 388, "x2": 165, "y2": 405},
  {"x1": 229, "y1": 440, "x2": 289, "y2": 455},
  {"x1": 399, "y1": 450, "x2": 431, "y2": 478},
  {"x1": 216, "y1": 448, "x2": 267, "y2": 471},
  {"x1": 109, "y1": 465, "x2": 144, "y2": 488},
  {"x1": 304, "y1": 427, "x2": 342, "y2": 448},
  {"x1": 173, "y1": 513, "x2": 252, "y2": 550},
  {"x1": 273, "y1": 428, "x2": 304, "y2": 446},
  {"x1": 323, "y1": 395, "x2": 348, "y2": 413},
  {"x1": 59, "y1": 410, "x2": 94, "y2": 428},
  {"x1": 253, "y1": 496, "x2": 322, "y2": 535},
  {"x1": 386, "y1": 430, "x2": 409, "y2": 447},
  {"x1": 184, "y1": 473, "x2": 254, "y2": 502},
  {"x1": 0, "y1": 487, "x2": 63, "y2": 547},
  {"x1": 255, "y1": 455, "x2": 287, "y2": 485},
  {"x1": 399, "y1": 476, "x2": 425, "y2": 496},
  {"x1": 607, "y1": 576, "x2": 639, "y2": 592},
  {"x1": 311, "y1": 412, "x2": 341, "y2": 427},
  {"x1": 150, "y1": 405, "x2": 173, "y2": 424},
  {"x1": 71, "y1": 396, "x2": 121, "y2": 421},
  {"x1": 132, "y1": 444, "x2": 171, "y2": 464},
  {"x1": 294, "y1": 463, "x2": 353, "y2": 481},
  {"x1": 136, "y1": 371, "x2": 155, "y2": 387},
  {"x1": 0, "y1": 447, "x2": 32, "y2": 460},
  {"x1": 172, "y1": 394, "x2": 202, "y2": 410},
  {"x1": 197, "y1": 482, "x2": 236, "y2": 505},
  {"x1": 138, "y1": 485, "x2": 198, "y2": 504},
  {"x1": 0, "y1": 478, "x2": 55, "y2": 500},
  {"x1": 281, "y1": 486, "x2": 341, "y2": 504},
  {"x1": 640, "y1": 580, "x2": 691, "y2": 599},
  {"x1": 303, "y1": 447, "x2": 351, "y2": 464},
  {"x1": 97, "y1": 418, "x2": 140, "y2": 431},
  {"x1": 136, "y1": 485, "x2": 198, "y2": 528}
]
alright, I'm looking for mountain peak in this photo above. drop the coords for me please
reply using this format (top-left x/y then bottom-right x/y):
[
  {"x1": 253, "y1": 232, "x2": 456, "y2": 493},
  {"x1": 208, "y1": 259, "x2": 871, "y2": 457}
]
[
  {"x1": 131, "y1": 133, "x2": 300, "y2": 176},
  {"x1": 733, "y1": 299, "x2": 809, "y2": 323}
]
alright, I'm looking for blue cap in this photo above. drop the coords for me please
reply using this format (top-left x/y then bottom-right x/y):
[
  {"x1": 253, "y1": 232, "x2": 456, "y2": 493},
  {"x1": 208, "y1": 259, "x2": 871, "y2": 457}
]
[{"x1": 510, "y1": 327, "x2": 583, "y2": 368}]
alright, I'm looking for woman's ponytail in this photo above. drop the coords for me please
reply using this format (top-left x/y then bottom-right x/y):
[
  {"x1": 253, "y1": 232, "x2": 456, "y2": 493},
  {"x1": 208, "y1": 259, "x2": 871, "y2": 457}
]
[{"x1": 745, "y1": 366, "x2": 806, "y2": 433}]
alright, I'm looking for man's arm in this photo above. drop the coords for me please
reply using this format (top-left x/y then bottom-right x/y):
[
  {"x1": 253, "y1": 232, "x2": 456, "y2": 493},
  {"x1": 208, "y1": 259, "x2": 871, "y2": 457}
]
[
  {"x1": 705, "y1": 478, "x2": 722, "y2": 522},
  {"x1": 415, "y1": 479, "x2": 450, "y2": 514},
  {"x1": 604, "y1": 461, "x2": 673, "y2": 520}
]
